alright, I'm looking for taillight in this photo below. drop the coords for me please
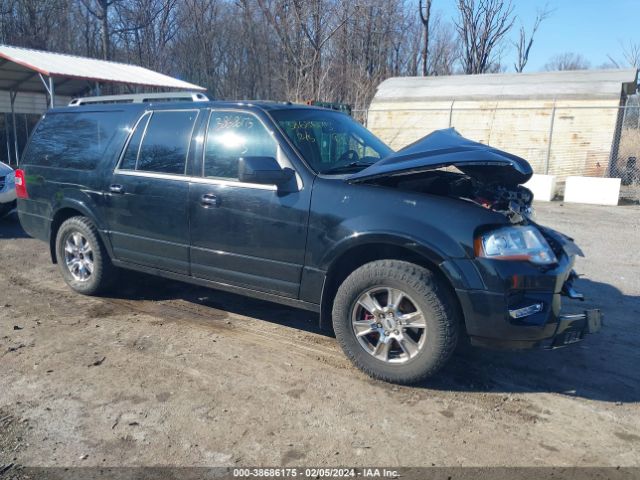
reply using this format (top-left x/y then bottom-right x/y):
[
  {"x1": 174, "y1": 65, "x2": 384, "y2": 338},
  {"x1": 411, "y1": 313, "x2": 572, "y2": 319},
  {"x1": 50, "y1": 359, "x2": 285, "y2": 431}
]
[{"x1": 15, "y1": 169, "x2": 28, "y2": 199}]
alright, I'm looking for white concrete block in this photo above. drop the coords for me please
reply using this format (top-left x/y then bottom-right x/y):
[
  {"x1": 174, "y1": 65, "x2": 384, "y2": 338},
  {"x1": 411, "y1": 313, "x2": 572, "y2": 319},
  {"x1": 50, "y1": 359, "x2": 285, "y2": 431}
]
[
  {"x1": 524, "y1": 174, "x2": 557, "y2": 202},
  {"x1": 564, "y1": 176, "x2": 621, "y2": 206}
]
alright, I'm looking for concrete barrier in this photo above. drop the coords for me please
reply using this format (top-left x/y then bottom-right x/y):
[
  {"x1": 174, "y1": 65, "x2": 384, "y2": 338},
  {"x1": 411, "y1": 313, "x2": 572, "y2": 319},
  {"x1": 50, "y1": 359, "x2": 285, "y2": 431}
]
[
  {"x1": 524, "y1": 174, "x2": 557, "y2": 202},
  {"x1": 564, "y1": 176, "x2": 621, "y2": 206}
]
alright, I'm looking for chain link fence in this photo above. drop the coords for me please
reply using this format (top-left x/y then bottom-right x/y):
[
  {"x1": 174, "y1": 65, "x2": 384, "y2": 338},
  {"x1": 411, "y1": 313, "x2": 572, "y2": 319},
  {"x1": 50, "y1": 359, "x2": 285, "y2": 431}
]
[{"x1": 354, "y1": 102, "x2": 640, "y2": 203}]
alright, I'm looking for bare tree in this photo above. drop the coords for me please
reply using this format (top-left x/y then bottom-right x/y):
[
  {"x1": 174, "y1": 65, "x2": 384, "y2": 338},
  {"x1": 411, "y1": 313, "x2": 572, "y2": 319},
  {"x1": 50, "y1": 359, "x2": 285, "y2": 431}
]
[
  {"x1": 622, "y1": 42, "x2": 640, "y2": 68},
  {"x1": 606, "y1": 41, "x2": 640, "y2": 69},
  {"x1": 428, "y1": 14, "x2": 460, "y2": 76},
  {"x1": 454, "y1": 0, "x2": 515, "y2": 74},
  {"x1": 544, "y1": 52, "x2": 590, "y2": 71},
  {"x1": 292, "y1": 0, "x2": 349, "y2": 98},
  {"x1": 513, "y1": 4, "x2": 552, "y2": 72},
  {"x1": 418, "y1": 0, "x2": 432, "y2": 76},
  {"x1": 329, "y1": 0, "x2": 415, "y2": 108},
  {"x1": 0, "y1": 0, "x2": 464, "y2": 107},
  {"x1": 256, "y1": 0, "x2": 355, "y2": 101},
  {"x1": 116, "y1": 0, "x2": 179, "y2": 71},
  {"x1": 0, "y1": 0, "x2": 70, "y2": 50},
  {"x1": 255, "y1": 0, "x2": 310, "y2": 100},
  {"x1": 78, "y1": 0, "x2": 117, "y2": 60}
]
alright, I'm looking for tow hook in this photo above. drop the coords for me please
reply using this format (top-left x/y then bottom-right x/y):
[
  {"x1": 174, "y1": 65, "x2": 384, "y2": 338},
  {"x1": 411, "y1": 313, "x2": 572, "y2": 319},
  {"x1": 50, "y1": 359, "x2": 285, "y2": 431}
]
[
  {"x1": 562, "y1": 270, "x2": 584, "y2": 301},
  {"x1": 550, "y1": 309, "x2": 603, "y2": 348}
]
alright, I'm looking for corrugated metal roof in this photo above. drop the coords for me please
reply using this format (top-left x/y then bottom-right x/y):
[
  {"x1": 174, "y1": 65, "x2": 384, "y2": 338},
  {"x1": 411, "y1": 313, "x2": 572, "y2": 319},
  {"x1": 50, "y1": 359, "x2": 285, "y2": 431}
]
[
  {"x1": 372, "y1": 69, "x2": 638, "y2": 104},
  {"x1": 0, "y1": 44, "x2": 205, "y2": 95}
]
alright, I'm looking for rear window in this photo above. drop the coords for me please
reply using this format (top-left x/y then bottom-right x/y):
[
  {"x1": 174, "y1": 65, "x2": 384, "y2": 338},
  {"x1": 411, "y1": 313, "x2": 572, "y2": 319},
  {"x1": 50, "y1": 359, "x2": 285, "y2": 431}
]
[
  {"x1": 137, "y1": 111, "x2": 198, "y2": 175},
  {"x1": 118, "y1": 110, "x2": 198, "y2": 175},
  {"x1": 23, "y1": 111, "x2": 124, "y2": 170}
]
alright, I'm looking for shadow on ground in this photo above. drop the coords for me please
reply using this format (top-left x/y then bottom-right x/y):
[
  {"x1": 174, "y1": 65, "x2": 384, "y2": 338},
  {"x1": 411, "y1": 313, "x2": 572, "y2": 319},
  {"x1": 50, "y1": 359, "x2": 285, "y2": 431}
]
[
  {"x1": 110, "y1": 268, "x2": 640, "y2": 404},
  {"x1": 0, "y1": 212, "x2": 29, "y2": 239},
  {"x1": 110, "y1": 270, "x2": 325, "y2": 336},
  {"x1": 3, "y1": 213, "x2": 638, "y2": 404},
  {"x1": 422, "y1": 276, "x2": 639, "y2": 404}
]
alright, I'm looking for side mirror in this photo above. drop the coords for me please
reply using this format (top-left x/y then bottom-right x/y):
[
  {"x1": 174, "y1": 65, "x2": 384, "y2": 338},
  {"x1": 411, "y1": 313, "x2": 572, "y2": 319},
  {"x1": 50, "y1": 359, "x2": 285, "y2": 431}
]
[{"x1": 238, "y1": 156, "x2": 294, "y2": 187}]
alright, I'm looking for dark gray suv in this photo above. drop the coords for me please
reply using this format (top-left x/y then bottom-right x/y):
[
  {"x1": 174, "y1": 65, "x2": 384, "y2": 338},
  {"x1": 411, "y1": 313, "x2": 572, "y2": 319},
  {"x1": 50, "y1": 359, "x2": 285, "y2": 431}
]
[{"x1": 16, "y1": 98, "x2": 601, "y2": 384}]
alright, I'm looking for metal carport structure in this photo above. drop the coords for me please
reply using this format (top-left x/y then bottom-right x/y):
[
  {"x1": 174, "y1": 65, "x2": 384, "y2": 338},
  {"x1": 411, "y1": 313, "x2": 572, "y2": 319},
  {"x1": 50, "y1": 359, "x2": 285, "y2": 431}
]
[{"x1": 0, "y1": 44, "x2": 205, "y2": 165}]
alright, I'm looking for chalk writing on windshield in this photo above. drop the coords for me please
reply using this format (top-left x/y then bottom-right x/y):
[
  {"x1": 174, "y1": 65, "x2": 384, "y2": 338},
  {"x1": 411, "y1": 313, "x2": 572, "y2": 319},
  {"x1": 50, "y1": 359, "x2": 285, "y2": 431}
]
[{"x1": 212, "y1": 115, "x2": 254, "y2": 130}]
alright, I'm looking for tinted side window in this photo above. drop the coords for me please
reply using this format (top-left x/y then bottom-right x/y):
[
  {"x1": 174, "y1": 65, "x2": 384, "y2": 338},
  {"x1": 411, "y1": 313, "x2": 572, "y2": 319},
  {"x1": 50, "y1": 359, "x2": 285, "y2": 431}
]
[
  {"x1": 119, "y1": 113, "x2": 150, "y2": 170},
  {"x1": 23, "y1": 111, "x2": 124, "y2": 170},
  {"x1": 137, "y1": 110, "x2": 198, "y2": 175},
  {"x1": 204, "y1": 112, "x2": 277, "y2": 180}
]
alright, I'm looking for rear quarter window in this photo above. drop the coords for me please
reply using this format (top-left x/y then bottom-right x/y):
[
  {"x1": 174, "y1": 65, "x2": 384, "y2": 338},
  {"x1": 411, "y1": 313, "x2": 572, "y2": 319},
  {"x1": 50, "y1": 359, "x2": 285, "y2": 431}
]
[{"x1": 22, "y1": 111, "x2": 124, "y2": 170}]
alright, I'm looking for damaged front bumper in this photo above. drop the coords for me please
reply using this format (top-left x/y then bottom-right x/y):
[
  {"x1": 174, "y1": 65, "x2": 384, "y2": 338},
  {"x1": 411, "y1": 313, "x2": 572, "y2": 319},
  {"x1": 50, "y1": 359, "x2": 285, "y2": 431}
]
[
  {"x1": 547, "y1": 308, "x2": 603, "y2": 348},
  {"x1": 445, "y1": 232, "x2": 603, "y2": 350},
  {"x1": 458, "y1": 280, "x2": 604, "y2": 350}
]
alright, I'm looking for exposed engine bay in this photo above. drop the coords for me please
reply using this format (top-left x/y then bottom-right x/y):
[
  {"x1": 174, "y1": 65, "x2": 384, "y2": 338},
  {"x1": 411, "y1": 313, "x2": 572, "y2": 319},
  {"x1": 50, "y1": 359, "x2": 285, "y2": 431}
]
[
  {"x1": 345, "y1": 128, "x2": 538, "y2": 223},
  {"x1": 373, "y1": 170, "x2": 534, "y2": 224}
]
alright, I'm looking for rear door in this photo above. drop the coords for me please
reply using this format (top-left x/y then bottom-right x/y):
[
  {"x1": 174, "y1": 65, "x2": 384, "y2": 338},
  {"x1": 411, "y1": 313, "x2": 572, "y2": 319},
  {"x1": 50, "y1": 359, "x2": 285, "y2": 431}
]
[
  {"x1": 105, "y1": 108, "x2": 200, "y2": 274},
  {"x1": 188, "y1": 109, "x2": 311, "y2": 298}
]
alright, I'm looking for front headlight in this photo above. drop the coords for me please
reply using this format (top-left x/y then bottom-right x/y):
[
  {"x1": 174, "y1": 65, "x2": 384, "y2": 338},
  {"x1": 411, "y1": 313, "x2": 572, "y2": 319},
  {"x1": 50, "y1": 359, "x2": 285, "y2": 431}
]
[{"x1": 475, "y1": 226, "x2": 557, "y2": 265}]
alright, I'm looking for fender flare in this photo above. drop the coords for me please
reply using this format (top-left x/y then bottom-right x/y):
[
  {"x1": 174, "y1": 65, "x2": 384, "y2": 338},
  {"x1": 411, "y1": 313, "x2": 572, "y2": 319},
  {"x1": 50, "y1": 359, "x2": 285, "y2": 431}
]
[
  {"x1": 318, "y1": 231, "x2": 450, "y2": 273},
  {"x1": 316, "y1": 232, "x2": 461, "y2": 329},
  {"x1": 49, "y1": 199, "x2": 113, "y2": 263}
]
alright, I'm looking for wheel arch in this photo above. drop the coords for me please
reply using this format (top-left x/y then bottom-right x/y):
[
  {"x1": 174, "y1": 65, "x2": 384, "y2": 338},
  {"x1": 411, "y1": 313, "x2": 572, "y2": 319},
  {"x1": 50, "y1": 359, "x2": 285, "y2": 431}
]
[
  {"x1": 49, "y1": 202, "x2": 110, "y2": 264},
  {"x1": 318, "y1": 240, "x2": 464, "y2": 332}
]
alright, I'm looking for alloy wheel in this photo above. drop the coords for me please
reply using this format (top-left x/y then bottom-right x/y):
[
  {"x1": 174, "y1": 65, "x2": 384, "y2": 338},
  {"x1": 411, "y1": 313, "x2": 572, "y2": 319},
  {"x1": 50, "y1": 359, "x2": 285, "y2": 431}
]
[
  {"x1": 64, "y1": 232, "x2": 94, "y2": 282},
  {"x1": 351, "y1": 286, "x2": 427, "y2": 363}
]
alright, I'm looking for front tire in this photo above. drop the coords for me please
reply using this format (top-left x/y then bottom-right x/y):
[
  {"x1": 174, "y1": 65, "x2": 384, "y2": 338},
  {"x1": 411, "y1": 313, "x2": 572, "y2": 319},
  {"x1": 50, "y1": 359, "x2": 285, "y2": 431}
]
[
  {"x1": 55, "y1": 216, "x2": 116, "y2": 295},
  {"x1": 332, "y1": 260, "x2": 459, "y2": 384}
]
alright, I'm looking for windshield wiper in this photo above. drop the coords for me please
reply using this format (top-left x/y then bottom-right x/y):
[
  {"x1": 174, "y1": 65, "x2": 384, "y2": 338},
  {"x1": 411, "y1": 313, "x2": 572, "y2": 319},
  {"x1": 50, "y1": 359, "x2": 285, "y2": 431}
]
[{"x1": 322, "y1": 162, "x2": 375, "y2": 175}]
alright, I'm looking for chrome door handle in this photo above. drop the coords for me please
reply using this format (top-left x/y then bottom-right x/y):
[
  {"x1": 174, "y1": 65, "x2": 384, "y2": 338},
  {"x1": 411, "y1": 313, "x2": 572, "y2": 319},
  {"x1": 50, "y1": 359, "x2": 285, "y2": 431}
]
[
  {"x1": 200, "y1": 193, "x2": 219, "y2": 208},
  {"x1": 109, "y1": 184, "x2": 124, "y2": 194}
]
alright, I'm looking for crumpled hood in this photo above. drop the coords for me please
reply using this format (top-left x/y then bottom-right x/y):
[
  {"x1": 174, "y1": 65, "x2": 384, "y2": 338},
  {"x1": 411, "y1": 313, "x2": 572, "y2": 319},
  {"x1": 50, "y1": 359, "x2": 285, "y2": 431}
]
[{"x1": 348, "y1": 128, "x2": 533, "y2": 186}]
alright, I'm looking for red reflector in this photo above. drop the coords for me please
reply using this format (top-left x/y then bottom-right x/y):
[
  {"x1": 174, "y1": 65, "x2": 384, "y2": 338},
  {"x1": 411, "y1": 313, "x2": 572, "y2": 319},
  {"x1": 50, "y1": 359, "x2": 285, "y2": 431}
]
[{"x1": 15, "y1": 169, "x2": 28, "y2": 199}]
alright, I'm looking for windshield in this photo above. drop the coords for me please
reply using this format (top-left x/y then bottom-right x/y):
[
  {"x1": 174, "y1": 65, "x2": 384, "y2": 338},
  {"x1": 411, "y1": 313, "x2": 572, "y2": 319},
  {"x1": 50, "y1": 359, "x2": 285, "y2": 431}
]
[{"x1": 271, "y1": 109, "x2": 393, "y2": 174}]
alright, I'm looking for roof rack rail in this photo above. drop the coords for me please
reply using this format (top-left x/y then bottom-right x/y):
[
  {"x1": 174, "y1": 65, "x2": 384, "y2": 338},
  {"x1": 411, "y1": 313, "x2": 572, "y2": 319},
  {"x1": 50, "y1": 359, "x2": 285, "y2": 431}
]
[{"x1": 68, "y1": 91, "x2": 210, "y2": 106}]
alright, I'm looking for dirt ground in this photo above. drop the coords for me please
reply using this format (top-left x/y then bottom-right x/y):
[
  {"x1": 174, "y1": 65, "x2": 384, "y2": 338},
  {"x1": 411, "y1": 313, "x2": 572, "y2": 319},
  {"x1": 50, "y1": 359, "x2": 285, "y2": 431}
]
[{"x1": 0, "y1": 201, "x2": 639, "y2": 469}]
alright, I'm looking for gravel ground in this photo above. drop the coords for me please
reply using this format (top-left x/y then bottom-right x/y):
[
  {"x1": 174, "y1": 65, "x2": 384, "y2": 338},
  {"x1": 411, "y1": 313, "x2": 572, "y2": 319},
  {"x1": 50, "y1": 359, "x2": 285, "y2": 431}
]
[{"x1": 0, "y1": 201, "x2": 638, "y2": 469}]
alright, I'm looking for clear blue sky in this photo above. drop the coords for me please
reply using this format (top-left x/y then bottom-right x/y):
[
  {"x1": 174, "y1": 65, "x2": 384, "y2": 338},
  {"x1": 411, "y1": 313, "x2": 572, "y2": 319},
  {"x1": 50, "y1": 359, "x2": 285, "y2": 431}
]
[{"x1": 435, "y1": 0, "x2": 638, "y2": 71}]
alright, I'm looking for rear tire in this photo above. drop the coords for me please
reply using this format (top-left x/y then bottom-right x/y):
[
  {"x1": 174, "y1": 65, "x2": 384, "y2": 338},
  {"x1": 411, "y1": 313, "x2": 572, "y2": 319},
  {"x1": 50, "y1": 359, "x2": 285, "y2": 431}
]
[
  {"x1": 55, "y1": 216, "x2": 116, "y2": 295},
  {"x1": 332, "y1": 260, "x2": 459, "y2": 384}
]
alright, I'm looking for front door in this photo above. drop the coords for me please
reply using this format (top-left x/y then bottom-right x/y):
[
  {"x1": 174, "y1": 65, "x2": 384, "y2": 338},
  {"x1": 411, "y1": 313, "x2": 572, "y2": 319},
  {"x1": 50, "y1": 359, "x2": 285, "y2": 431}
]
[
  {"x1": 105, "y1": 109, "x2": 199, "y2": 274},
  {"x1": 188, "y1": 110, "x2": 310, "y2": 298}
]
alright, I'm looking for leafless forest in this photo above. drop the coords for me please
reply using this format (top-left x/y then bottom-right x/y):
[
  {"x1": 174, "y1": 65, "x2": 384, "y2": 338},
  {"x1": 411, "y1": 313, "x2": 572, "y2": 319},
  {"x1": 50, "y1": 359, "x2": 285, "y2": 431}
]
[{"x1": 0, "y1": 0, "x2": 637, "y2": 109}]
